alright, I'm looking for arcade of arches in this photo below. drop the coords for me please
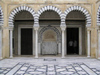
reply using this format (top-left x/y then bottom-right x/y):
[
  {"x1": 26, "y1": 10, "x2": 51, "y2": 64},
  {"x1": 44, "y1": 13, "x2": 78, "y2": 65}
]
[{"x1": 0, "y1": 0, "x2": 100, "y2": 59}]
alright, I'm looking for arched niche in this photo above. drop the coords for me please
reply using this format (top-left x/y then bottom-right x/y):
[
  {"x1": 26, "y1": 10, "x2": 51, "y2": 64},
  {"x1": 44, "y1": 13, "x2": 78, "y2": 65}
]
[
  {"x1": 42, "y1": 29, "x2": 57, "y2": 42},
  {"x1": 39, "y1": 26, "x2": 61, "y2": 55}
]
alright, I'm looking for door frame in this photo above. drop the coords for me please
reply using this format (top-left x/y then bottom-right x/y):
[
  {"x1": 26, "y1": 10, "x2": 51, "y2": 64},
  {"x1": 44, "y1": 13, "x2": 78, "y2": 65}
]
[
  {"x1": 66, "y1": 25, "x2": 82, "y2": 55},
  {"x1": 18, "y1": 25, "x2": 34, "y2": 55}
]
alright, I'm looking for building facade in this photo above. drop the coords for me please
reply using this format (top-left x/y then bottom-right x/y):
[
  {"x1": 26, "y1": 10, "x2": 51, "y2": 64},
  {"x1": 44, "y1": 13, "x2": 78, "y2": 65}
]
[{"x1": 0, "y1": 0, "x2": 100, "y2": 59}]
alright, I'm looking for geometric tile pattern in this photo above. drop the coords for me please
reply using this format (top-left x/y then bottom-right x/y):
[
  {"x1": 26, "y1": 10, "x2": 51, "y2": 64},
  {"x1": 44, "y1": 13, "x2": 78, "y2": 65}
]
[
  {"x1": 92, "y1": 68, "x2": 100, "y2": 75},
  {"x1": 0, "y1": 63, "x2": 99, "y2": 75},
  {"x1": 0, "y1": 67, "x2": 12, "y2": 75}
]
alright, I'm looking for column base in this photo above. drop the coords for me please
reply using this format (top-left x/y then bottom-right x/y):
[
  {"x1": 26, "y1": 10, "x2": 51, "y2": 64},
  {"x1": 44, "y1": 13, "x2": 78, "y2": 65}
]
[
  {"x1": 10, "y1": 56, "x2": 13, "y2": 58},
  {"x1": 62, "y1": 56, "x2": 65, "y2": 59},
  {"x1": 35, "y1": 56, "x2": 38, "y2": 59},
  {"x1": 98, "y1": 57, "x2": 100, "y2": 59},
  {"x1": 0, "y1": 57, "x2": 2, "y2": 59},
  {"x1": 87, "y1": 56, "x2": 90, "y2": 57}
]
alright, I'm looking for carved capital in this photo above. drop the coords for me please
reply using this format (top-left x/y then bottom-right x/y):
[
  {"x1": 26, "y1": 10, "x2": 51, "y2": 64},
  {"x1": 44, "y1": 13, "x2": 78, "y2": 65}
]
[
  {"x1": 97, "y1": 26, "x2": 100, "y2": 30},
  {"x1": 86, "y1": 24, "x2": 91, "y2": 27},
  {"x1": 34, "y1": 25, "x2": 39, "y2": 30},
  {"x1": 98, "y1": 29, "x2": 100, "y2": 33},
  {"x1": 87, "y1": 28, "x2": 91, "y2": 31},
  {"x1": 60, "y1": 25, "x2": 66, "y2": 31},
  {"x1": 9, "y1": 26, "x2": 14, "y2": 31},
  {"x1": 0, "y1": 26, "x2": 3, "y2": 30},
  {"x1": 97, "y1": 23, "x2": 100, "y2": 26}
]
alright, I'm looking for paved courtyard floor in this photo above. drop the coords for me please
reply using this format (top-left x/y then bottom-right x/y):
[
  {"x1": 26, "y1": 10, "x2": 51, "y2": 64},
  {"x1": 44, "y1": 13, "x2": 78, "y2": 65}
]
[{"x1": 0, "y1": 56, "x2": 100, "y2": 75}]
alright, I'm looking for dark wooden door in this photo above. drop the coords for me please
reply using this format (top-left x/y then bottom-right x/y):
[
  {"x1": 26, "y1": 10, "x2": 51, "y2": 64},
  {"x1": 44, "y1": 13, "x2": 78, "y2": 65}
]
[
  {"x1": 21, "y1": 28, "x2": 32, "y2": 55},
  {"x1": 67, "y1": 28, "x2": 79, "y2": 54}
]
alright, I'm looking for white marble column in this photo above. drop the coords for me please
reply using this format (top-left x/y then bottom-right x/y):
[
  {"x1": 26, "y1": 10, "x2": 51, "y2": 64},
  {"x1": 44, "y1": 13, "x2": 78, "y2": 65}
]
[
  {"x1": 9, "y1": 27, "x2": 13, "y2": 58},
  {"x1": 0, "y1": 26, "x2": 2, "y2": 59},
  {"x1": 98, "y1": 30, "x2": 100, "y2": 59},
  {"x1": 61, "y1": 25, "x2": 66, "y2": 58},
  {"x1": 34, "y1": 26, "x2": 39, "y2": 58},
  {"x1": 38, "y1": 43, "x2": 41, "y2": 54},
  {"x1": 87, "y1": 30, "x2": 91, "y2": 57},
  {"x1": 58, "y1": 43, "x2": 61, "y2": 53},
  {"x1": 32, "y1": 29, "x2": 35, "y2": 55}
]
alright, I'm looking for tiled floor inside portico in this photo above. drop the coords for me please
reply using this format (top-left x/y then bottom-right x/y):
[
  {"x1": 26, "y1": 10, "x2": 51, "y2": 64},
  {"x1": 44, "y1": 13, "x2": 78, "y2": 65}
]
[{"x1": 0, "y1": 56, "x2": 100, "y2": 75}]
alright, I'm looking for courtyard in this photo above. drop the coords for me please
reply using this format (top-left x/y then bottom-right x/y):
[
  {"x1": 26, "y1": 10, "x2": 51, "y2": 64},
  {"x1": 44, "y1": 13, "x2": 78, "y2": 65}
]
[{"x1": 0, "y1": 56, "x2": 100, "y2": 75}]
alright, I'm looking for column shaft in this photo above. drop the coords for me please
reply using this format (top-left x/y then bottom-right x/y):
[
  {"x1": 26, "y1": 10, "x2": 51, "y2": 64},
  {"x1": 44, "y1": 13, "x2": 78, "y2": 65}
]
[
  {"x1": 98, "y1": 30, "x2": 100, "y2": 59},
  {"x1": 0, "y1": 29, "x2": 2, "y2": 59},
  {"x1": 87, "y1": 30, "x2": 90, "y2": 57},
  {"x1": 10, "y1": 30, "x2": 13, "y2": 58},
  {"x1": 35, "y1": 30, "x2": 38, "y2": 58},
  {"x1": 62, "y1": 30, "x2": 65, "y2": 58}
]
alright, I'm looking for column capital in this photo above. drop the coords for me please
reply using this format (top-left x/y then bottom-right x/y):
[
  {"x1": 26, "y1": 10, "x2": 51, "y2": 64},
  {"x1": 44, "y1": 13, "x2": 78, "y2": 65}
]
[
  {"x1": 98, "y1": 29, "x2": 100, "y2": 33},
  {"x1": 87, "y1": 27, "x2": 91, "y2": 31},
  {"x1": 97, "y1": 25, "x2": 100, "y2": 27},
  {"x1": 86, "y1": 24, "x2": 91, "y2": 27},
  {"x1": 0, "y1": 26, "x2": 3, "y2": 30},
  {"x1": 87, "y1": 30, "x2": 90, "y2": 33},
  {"x1": 60, "y1": 25, "x2": 66, "y2": 31},
  {"x1": 97, "y1": 26, "x2": 100, "y2": 30},
  {"x1": 34, "y1": 25, "x2": 39, "y2": 30},
  {"x1": 98, "y1": 57, "x2": 100, "y2": 59},
  {"x1": 9, "y1": 26, "x2": 14, "y2": 30}
]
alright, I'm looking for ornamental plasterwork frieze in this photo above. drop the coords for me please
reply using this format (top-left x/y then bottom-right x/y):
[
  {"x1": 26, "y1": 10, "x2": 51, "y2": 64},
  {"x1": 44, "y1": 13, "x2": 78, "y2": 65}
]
[
  {"x1": 39, "y1": 25, "x2": 61, "y2": 43},
  {"x1": 3, "y1": 0, "x2": 88, "y2": 3}
]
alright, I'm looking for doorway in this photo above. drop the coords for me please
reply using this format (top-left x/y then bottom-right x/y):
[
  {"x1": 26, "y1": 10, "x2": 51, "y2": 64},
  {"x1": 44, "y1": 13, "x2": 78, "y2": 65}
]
[
  {"x1": 67, "y1": 28, "x2": 79, "y2": 55},
  {"x1": 21, "y1": 28, "x2": 33, "y2": 55}
]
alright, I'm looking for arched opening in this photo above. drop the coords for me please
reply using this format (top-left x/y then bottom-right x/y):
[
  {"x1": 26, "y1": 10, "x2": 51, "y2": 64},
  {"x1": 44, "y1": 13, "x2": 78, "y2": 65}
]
[
  {"x1": 14, "y1": 10, "x2": 34, "y2": 56},
  {"x1": 39, "y1": 10, "x2": 61, "y2": 56},
  {"x1": 39, "y1": 10, "x2": 60, "y2": 25},
  {"x1": 66, "y1": 10, "x2": 86, "y2": 55}
]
